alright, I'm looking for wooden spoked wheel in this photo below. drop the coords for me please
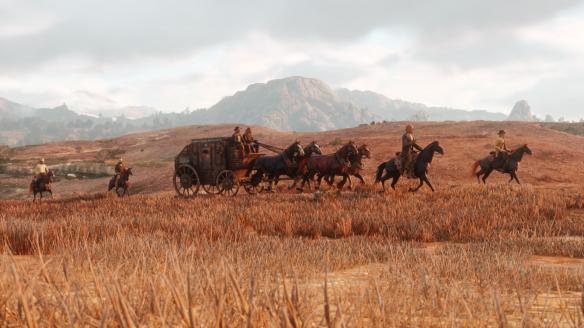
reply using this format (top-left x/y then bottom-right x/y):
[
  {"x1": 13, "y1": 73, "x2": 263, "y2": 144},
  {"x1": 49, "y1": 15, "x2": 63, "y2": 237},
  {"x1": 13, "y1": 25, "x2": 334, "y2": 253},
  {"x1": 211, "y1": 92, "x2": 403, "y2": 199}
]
[
  {"x1": 216, "y1": 170, "x2": 240, "y2": 196},
  {"x1": 173, "y1": 164, "x2": 200, "y2": 198},
  {"x1": 202, "y1": 184, "x2": 221, "y2": 195},
  {"x1": 243, "y1": 169, "x2": 265, "y2": 195}
]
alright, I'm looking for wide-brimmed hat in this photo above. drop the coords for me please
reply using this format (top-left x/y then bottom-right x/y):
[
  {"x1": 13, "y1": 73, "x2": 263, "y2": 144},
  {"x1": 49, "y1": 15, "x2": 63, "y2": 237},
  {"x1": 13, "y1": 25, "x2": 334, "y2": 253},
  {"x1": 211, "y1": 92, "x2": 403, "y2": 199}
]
[
  {"x1": 234, "y1": 126, "x2": 240, "y2": 131},
  {"x1": 498, "y1": 130, "x2": 506, "y2": 136}
]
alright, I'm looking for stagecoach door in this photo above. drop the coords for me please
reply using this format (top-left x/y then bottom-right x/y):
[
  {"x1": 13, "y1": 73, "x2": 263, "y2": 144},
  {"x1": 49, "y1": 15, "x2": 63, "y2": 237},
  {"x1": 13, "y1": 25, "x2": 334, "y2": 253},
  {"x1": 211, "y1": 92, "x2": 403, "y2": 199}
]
[
  {"x1": 199, "y1": 143, "x2": 212, "y2": 185},
  {"x1": 197, "y1": 141, "x2": 226, "y2": 185}
]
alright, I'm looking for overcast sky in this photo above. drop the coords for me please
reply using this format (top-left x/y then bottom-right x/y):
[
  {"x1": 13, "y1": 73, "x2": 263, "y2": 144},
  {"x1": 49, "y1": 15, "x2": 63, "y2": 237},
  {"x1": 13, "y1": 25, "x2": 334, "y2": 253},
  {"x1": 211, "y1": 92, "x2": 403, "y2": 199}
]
[{"x1": 1, "y1": 0, "x2": 584, "y2": 119}]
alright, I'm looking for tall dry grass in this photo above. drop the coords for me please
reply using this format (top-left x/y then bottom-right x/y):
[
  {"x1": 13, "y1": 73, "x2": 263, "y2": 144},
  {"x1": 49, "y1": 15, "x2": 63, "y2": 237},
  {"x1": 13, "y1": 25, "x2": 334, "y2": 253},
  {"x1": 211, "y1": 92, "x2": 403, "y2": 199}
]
[{"x1": 0, "y1": 185, "x2": 583, "y2": 326}]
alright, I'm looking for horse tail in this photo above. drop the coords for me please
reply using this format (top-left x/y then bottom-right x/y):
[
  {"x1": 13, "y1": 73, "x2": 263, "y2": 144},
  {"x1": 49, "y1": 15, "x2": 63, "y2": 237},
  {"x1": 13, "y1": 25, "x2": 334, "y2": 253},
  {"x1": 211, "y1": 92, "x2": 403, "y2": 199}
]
[
  {"x1": 471, "y1": 160, "x2": 481, "y2": 177},
  {"x1": 374, "y1": 162, "x2": 385, "y2": 183}
]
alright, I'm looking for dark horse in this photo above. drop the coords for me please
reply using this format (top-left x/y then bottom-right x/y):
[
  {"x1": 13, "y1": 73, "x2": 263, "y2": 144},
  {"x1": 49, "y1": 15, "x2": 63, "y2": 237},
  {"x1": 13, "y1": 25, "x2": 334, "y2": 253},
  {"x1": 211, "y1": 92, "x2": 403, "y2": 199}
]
[
  {"x1": 252, "y1": 142, "x2": 305, "y2": 192},
  {"x1": 323, "y1": 144, "x2": 371, "y2": 190},
  {"x1": 30, "y1": 171, "x2": 54, "y2": 201},
  {"x1": 375, "y1": 141, "x2": 444, "y2": 192},
  {"x1": 471, "y1": 145, "x2": 532, "y2": 184},
  {"x1": 295, "y1": 142, "x2": 359, "y2": 191},
  {"x1": 108, "y1": 167, "x2": 133, "y2": 196}
]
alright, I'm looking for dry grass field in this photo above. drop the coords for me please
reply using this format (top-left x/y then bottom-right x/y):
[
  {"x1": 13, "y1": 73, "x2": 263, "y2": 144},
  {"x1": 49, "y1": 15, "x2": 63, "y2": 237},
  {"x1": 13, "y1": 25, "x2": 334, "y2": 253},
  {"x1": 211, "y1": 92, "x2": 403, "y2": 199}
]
[{"x1": 1, "y1": 122, "x2": 584, "y2": 326}]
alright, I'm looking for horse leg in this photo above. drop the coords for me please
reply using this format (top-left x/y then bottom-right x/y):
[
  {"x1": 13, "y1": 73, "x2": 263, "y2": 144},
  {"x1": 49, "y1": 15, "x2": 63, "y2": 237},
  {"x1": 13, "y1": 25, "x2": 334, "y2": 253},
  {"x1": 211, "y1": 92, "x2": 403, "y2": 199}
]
[
  {"x1": 337, "y1": 175, "x2": 348, "y2": 190},
  {"x1": 512, "y1": 172, "x2": 521, "y2": 185},
  {"x1": 482, "y1": 169, "x2": 493, "y2": 184},
  {"x1": 422, "y1": 175, "x2": 435, "y2": 192},
  {"x1": 475, "y1": 168, "x2": 484, "y2": 184},
  {"x1": 390, "y1": 173, "x2": 400, "y2": 190},
  {"x1": 409, "y1": 178, "x2": 424, "y2": 192},
  {"x1": 379, "y1": 172, "x2": 392, "y2": 191},
  {"x1": 316, "y1": 174, "x2": 325, "y2": 190}
]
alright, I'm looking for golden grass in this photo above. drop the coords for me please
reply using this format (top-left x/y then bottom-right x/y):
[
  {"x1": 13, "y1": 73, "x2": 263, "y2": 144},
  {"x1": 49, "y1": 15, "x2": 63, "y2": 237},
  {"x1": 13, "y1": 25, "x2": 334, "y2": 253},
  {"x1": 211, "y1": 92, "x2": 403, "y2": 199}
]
[{"x1": 1, "y1": 185, "x2": 583, "y2": 326}]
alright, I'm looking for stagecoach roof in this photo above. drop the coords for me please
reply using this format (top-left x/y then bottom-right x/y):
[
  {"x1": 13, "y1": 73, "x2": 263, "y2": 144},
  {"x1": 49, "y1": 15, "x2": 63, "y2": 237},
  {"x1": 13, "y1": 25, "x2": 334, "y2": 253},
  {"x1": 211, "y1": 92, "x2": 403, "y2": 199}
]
[{"x1": 190, "y1": 137, "x2": 231, "y2": 143}]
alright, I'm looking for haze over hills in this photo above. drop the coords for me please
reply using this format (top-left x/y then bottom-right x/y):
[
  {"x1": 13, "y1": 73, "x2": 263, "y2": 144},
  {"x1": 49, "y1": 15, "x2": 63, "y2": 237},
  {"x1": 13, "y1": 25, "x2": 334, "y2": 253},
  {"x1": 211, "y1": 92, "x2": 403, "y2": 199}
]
[
  {"x1": 335, "y1": 88, "x2": 507, "y2": 121},
  {"x1": 0, "y1": 76, "x2": 536, "y2": 146}
]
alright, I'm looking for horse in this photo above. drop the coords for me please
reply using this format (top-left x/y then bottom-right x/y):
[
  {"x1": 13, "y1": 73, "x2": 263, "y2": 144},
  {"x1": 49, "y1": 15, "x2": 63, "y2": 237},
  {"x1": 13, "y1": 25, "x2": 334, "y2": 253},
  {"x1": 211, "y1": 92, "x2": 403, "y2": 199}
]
[
  {"x1": 323, "y1": 144, "x2": 371, "y2": 190},
  {"x1": 295, "y1": 142, "x2": 359, "y2": 191},
  {"x1": 375, "y1": 141, "x2": 444, "y2": 192},
  {"x1": 108, "y1": 167, "x2": 133, "y2": 196},
  {"x1": 251, "y1": 142, "x2": 305, "y2": 192},
  {"x1": 471, "y1": 145, "x2": 532, "y2": 184},
  {"x1": 30, "y1": 170, "x2": 54, "y2": 201},
  {"x1": 285, "y1": 142, "x2": 323, "y2": 190}
]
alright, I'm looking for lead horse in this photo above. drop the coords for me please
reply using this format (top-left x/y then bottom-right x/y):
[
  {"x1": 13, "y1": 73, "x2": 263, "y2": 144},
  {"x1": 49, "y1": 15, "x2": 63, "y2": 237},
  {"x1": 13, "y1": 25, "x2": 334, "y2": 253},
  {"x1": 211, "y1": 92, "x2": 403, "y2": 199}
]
[
  {"x1": 471, "y1": 145, "x2": 532, "y2": 184},
  {"x1": 375, "y1": 141, "x2": 444, "y2": 192},
  {"x1": 323, "y1": 144, "x2": 371, "y2": 190}
]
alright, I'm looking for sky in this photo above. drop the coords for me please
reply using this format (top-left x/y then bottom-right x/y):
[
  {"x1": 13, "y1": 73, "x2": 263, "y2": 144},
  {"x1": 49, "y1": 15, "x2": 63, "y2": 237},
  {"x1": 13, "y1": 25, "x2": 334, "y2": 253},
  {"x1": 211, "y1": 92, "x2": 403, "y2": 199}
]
[{"x1": 1, "y1": 0, "x2": 584, "y2": 120}]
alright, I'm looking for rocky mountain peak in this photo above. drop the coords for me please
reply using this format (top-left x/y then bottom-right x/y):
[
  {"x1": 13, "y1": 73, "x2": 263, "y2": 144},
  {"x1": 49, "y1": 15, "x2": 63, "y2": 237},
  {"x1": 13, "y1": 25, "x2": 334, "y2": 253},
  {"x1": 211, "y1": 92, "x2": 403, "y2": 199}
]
[{"x1": 508, "y1": 100, "x2": 534, "y2": 121}]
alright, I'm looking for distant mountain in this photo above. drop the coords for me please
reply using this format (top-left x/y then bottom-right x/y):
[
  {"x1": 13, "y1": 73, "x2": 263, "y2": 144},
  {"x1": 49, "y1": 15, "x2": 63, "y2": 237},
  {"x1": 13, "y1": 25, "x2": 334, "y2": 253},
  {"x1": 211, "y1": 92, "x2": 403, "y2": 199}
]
[
  {"x1": 507, "y1": 100, "x2": 534, "y2": 122},
  {"x1": 336, "y1": 89, "x2": 507, "y2": 121},
  {"x1": 202, "y1": 77, "x2": 377, "y2": 131},
  {"x1": 1, "y1": 76, "x2": 518, "y2": 146},
  {"x1": 0, "y1": 97, "x2": 34, "y2": 119}
]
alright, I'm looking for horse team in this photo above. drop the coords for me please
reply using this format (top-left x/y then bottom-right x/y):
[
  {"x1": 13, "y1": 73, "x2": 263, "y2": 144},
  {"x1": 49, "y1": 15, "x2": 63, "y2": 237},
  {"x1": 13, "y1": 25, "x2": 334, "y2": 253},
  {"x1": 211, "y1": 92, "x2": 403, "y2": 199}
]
[{"x1": 27, "y1": 125, "x2": 532, "y2": 200}]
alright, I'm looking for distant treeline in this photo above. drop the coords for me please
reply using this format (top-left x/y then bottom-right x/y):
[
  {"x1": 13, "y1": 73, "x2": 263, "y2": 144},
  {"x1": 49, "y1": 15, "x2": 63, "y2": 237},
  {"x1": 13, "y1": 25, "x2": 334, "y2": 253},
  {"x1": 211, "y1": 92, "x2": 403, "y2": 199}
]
[{"x1": 544, "y1": 122, "x2": 584, "y2": 136}]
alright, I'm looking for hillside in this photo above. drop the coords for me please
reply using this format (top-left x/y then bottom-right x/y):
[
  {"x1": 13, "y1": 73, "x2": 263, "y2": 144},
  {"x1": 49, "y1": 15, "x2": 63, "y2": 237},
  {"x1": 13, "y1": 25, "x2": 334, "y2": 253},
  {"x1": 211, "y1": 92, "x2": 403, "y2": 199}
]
[
  {"x1": 2, "y1": 121, "x2": 583, "y2": 199},
  {"x1": 335, "y1": 89, "x2": 508, "y2": 121}
]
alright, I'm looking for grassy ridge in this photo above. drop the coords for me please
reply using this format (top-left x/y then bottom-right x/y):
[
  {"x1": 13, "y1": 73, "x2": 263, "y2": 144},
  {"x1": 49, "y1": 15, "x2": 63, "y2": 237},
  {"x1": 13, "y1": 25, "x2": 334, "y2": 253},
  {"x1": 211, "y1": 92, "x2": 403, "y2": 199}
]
[{"x1": 0, "y1": 186, "x2": 583, "y2": 326}]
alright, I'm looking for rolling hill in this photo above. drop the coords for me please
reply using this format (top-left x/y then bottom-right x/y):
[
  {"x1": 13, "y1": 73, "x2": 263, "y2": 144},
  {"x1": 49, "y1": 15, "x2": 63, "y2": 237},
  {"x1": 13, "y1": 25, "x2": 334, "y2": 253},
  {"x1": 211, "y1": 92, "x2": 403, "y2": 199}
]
[{"x1": 1, "y1": 121, "x2": 583, "y2": 199}]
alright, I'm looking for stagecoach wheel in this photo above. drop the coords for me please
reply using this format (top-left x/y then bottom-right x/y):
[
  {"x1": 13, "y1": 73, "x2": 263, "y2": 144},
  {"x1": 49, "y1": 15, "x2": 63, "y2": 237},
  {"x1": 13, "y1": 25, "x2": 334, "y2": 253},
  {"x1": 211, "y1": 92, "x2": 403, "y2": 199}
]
[
  {"x1": 217, "y1": 170, "x2": 240, "y2": 196},
  {"x1": 173, "y1": 164, "x2": 200, "y2": 198},
  {"x1": 243, "y1": 169, "x2": 265, "y2": 195},
  {"x1": 202, "y1": 184, "x2": 221, "y2": 195}
]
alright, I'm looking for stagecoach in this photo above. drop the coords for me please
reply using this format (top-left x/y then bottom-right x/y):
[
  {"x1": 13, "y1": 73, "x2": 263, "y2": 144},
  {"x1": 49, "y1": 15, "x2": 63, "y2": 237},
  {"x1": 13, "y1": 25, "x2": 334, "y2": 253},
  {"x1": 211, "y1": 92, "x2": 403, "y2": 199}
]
[{"x1": 173, "y1": 137, "x2": 266, "y2": 197}]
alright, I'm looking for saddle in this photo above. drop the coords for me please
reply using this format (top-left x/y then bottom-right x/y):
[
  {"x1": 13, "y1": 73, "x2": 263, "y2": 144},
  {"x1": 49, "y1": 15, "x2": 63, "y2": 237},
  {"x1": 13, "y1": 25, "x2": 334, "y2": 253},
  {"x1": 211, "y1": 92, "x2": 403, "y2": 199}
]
[{"x1": 395, "y1": 152, "x2": 418, "y2": 179}]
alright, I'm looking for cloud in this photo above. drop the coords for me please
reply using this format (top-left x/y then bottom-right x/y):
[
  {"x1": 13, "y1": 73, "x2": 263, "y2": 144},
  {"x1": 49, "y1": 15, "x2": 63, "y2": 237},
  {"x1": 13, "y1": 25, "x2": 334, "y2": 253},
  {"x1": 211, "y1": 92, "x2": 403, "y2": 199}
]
[
  {"x1": 0, "y1": 0, "x2": 583, "y2": 119},
  {"x1": 0, "y1": 0, "x2": 581, "y2": 70}
]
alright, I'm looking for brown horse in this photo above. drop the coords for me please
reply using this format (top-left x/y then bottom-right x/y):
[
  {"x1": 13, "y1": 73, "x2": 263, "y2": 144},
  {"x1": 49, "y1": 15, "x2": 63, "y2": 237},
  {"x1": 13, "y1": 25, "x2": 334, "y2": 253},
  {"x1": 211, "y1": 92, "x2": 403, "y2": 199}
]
[
  {"x1": 324, "y1": 144, "x2": 371, "y2": 190},
  {"x1": 30, "y1": 171, "x2": 54, "y2": 201},
  {"x1": 295, "y1": 142, "x2": 358, "y2": 191},
  {"x1": 108, "y1": 168, "x2": 133, "y2": 197}
]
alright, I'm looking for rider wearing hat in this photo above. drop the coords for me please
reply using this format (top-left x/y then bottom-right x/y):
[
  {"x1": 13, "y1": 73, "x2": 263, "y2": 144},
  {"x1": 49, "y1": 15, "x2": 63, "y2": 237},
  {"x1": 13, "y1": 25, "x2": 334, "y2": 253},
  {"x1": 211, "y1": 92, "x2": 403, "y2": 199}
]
[
  {"x1": 494, "y1": 129, "x2": 510, "y2": 167},
  {"x1": 232, "y1": 126, "x2": 245, "y2": 154},
  {"x1": 242, "y1": 127, "x2": 255, "y2": 153},
  {"x1": 401, "y1": 125, "x2": 423, "y2": 177}
]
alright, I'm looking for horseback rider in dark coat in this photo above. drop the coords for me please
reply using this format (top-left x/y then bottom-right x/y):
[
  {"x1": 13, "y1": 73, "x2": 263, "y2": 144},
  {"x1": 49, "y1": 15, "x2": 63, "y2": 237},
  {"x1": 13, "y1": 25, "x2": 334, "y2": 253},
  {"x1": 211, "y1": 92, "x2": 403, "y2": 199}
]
[{"x1": 400, "y1": 125, "x2": 423, "y2": 177}]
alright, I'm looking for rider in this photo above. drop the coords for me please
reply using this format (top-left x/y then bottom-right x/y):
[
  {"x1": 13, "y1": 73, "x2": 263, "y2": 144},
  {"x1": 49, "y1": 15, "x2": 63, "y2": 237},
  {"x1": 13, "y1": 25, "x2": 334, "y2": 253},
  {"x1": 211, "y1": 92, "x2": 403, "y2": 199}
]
[
  {"x1": 32, "y1": 158, "x2": 49, "y2": 189},
  {"x1": 232, "y1": 126, "x2": 245, "y2": 154},
  {"x1": 401, "y1": 125, "x2": 423, "y2": 177},
  {"x1": 242, "y1": 127, "x2": 255, "y2": 154},
  {"x1": 114, "y1": 158, "x2": 126, "y2": 191},
  {"x1": 494, "y1": 129, "x2": 510, "y2": 167}
]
